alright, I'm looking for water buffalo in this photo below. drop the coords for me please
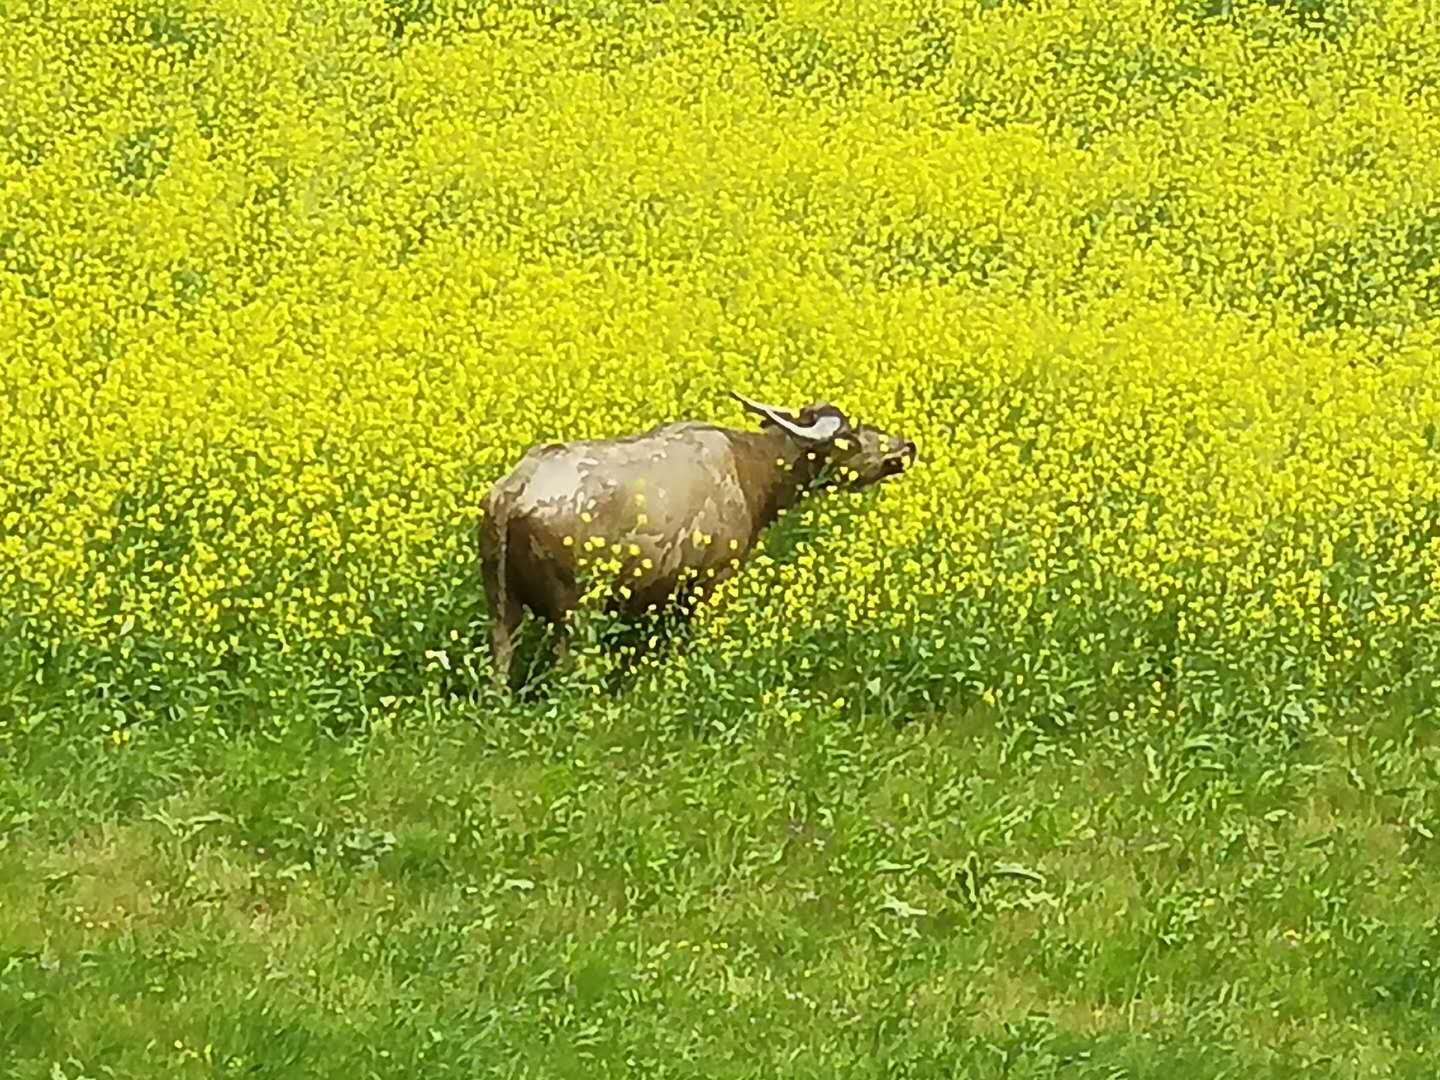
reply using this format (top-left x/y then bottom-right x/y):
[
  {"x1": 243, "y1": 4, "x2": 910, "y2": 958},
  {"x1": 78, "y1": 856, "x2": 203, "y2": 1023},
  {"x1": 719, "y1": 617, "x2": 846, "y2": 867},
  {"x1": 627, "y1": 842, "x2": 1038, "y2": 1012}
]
[{"x1": 478, "y1": 391, "x2": 916, "y2": 688}]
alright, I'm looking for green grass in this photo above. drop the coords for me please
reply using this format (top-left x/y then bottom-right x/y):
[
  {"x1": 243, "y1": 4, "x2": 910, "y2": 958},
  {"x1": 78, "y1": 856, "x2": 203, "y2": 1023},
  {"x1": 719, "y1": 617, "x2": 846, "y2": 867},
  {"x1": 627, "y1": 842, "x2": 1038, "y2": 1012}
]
[{"x1": 4, "y1": 668, "x2": 1439, "y2": 1078}]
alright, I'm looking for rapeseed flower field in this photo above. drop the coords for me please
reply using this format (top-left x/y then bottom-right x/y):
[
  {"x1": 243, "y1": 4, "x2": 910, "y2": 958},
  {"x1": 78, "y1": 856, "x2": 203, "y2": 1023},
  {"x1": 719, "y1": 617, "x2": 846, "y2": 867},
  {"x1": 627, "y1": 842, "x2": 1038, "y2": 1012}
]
[
  {"x1": 3, "y1": 0, "x2": 1439, "y2": 726},
  {"x1": 4, "y1": 0, "x2": 1440, "y2": 1075}
]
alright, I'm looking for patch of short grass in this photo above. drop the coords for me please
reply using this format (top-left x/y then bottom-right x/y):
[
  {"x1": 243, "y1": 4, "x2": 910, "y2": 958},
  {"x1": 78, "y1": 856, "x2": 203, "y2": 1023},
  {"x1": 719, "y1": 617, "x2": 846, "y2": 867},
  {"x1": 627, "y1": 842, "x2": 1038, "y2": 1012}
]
[{"x1": 5, "y1": 690, "x2": 1439, "y2": 1078}]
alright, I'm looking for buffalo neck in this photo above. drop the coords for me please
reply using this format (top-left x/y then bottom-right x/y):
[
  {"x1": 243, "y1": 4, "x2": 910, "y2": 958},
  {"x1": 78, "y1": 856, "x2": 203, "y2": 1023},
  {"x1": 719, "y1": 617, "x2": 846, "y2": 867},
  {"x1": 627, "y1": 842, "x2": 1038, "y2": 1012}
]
[{"x1": 724, "y1": 427, "x2": 830, "y2": 540}]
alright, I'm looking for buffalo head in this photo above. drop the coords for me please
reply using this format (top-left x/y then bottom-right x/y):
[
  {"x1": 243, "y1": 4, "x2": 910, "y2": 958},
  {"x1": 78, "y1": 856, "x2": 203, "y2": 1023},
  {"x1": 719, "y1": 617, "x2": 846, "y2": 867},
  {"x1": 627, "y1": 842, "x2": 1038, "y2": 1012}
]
[{"x1": 730, "y1": 391, "x2": 917, "y2": 489}]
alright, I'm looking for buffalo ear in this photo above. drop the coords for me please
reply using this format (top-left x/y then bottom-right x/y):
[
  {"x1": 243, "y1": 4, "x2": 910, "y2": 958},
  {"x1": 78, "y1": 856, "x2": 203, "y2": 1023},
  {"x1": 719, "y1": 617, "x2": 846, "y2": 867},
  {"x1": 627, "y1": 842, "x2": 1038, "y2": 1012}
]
[
  {"x1": 791, "y1": 404, "x2": 851, "y2": 443},
  {"x1": 800, "y1": 401, "x2": 854, "y2": 437}
]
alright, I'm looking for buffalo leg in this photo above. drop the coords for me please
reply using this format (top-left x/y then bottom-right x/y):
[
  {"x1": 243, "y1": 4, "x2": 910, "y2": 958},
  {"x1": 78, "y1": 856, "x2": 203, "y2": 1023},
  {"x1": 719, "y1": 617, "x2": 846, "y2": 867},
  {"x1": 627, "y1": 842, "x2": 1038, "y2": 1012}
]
[
  {"x1": 551, "y1": 620, "x2": 571, "y2": 667},
  {"x1": 482, "y1": 557, "x2": 521, "y2": 691},
  {"x1": 524, "y1": 552, "x2": 578, "y2": 679}
]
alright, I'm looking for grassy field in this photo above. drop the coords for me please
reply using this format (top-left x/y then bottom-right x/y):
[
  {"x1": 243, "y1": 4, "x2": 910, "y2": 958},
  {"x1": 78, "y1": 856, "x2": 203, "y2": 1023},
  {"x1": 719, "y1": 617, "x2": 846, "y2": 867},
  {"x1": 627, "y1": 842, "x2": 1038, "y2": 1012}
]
[{"x1": 4, "y1": 0, "x2": 1440, "y2": 1075}]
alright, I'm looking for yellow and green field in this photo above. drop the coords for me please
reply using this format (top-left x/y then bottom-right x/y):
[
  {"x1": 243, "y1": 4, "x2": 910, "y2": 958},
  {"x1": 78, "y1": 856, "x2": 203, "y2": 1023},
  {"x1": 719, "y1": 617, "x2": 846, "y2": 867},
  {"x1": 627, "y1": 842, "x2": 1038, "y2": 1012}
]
[{"x1": 3, "y1": 0, "x2": 1440, "y2": 1075}]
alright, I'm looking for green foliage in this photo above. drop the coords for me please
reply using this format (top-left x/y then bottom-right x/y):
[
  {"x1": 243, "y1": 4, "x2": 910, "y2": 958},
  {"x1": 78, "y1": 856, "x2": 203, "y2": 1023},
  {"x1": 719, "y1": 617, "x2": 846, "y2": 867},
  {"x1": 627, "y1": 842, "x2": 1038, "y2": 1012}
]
[{"x1": 5, "y1": 0, "x2": 1440, "y2": 1072}]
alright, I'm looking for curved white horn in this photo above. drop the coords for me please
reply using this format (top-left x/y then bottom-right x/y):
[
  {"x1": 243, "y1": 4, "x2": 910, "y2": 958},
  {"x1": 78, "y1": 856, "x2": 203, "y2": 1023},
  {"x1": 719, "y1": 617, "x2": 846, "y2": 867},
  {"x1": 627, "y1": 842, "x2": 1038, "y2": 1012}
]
[
  {"x1": 730, "y1": 391, "x2": 847, "y2": 443},
  {"x1": 774, "y1": 411, "x2": 844, "y2": 442},
  {"x1": 730, "y1": 390, "x2": 797, "y2": 423}
]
